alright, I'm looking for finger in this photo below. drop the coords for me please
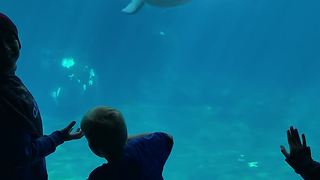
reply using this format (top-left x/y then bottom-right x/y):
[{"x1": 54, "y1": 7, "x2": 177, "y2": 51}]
[
  {"x1": 290, "y1": 126, "x2": 294, "y2": 135},
  {"x1": 289, "y1": 127, "x2": 297, "y2": 145},
  {"x1": 71, "y1": 128, "x2": 81, "y2": 134},
  {"x1": 302, "y1": 133, "x2": 307, "y2": 148},
  {"x1": 287, "y1": 130, "x2": 293, "y2": 150},
  {"x1": 280, "y1": 145, "x2": 290, "y2": 158},
  {"x1": 68, "y1": 127, "x2": 74, "y2": 133},
  {"x1": 71, "y1": 129, "x2": 83, "y2": 135},
  {"x1": 289, "y1": 127, "x2": 299, "y2": 147},
  {"x1": 293, "y1": 128, "x2": 302, "y2": 146},
  {"x1": 66, "y1": 121, "x2": 76, "y2": 130},
  {"x1": 70, "y1": 131, "x2": 84, "y2": 139}
]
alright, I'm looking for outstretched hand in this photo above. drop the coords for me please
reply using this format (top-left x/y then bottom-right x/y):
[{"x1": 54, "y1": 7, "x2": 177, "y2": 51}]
[
  {"x1": 280, "y1": 126, "x2": 308, "y2": 158},
  {"x1": 59, "y1": 121, "x2": 84, "y2": 141},
  {"x1": 280, "y1": 126, "x2": 314, "y2": 172}
]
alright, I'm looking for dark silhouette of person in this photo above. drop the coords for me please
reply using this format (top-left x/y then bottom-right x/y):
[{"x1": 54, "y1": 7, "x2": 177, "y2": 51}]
[
  {"x1": 80, "y1": 106, "x2": 174, "y2": 180},
  {"x1": 281, "y1": 126, "x2": 320, "y2": 179},
  {"x1": 0, "y1": 12, "x2": 84, "y2": 180}
]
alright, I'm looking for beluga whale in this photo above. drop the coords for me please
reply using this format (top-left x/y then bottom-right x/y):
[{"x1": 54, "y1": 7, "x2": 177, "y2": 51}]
[{"x1": 122, "y1": 0, "x2": 190, "y2": 14}]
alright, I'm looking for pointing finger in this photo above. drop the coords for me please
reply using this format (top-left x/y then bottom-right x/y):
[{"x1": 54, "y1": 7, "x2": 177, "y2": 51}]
[{"x1": 302, "y1": 133, "x2": 307, "y2": 148}]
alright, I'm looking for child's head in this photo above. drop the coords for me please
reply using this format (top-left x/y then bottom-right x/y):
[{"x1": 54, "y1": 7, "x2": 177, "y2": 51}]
[{"x1": 81, "y1": 106, "x2": 128, "y2": 160}]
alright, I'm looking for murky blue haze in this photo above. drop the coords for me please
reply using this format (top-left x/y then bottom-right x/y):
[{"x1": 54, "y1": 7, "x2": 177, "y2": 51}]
[{"x1": 1, "y1": 0, "x2": 320, "y2": 179}]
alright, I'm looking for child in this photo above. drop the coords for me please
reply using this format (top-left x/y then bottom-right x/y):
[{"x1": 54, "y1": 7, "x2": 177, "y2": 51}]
[{"x1": 81, "y1": 106, "x2": 174, "y2": 180}]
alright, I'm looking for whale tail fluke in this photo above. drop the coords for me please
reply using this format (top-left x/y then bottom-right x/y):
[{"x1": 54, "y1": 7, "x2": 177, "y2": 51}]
[{"x1": 122, "y1": 0, "x2": 145, "y2": 14}]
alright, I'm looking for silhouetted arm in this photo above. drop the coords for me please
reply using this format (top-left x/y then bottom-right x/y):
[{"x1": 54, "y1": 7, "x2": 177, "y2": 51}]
[{"x1": 2, "y1": 130, "x2": 65, "y2": 168}]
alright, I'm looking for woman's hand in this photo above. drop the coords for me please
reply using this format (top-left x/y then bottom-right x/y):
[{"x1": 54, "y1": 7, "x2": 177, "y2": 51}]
[{"x1": 59, "y1": 121, "x2": 84, "y2": 141}]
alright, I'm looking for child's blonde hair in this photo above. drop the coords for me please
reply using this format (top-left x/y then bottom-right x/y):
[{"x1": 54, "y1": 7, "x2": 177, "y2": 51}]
[{"x1": 81, "y1": 106, "x2": 127, "y2": 158}]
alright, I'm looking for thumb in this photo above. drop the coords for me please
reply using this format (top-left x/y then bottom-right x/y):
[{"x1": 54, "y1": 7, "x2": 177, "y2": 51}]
[{"x1": 280, "y1": 145, "x2": 290, "y2": 158}]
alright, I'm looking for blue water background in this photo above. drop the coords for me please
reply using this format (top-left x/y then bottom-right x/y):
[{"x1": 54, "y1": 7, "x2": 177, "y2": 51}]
[{"x1": 1, "y1": 0, "x2": 320, "y2": 179}]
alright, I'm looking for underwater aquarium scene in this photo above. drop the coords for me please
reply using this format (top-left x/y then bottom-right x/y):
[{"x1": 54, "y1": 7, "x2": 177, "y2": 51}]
[{"x1": 1, "y1": 0, "x2": 320, "y2": 179}]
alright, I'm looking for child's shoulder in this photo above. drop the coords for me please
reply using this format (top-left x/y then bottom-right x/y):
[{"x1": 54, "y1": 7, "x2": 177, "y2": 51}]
[
  {"x1": 88, "y1": 163, "x2": 108, "y2": 180},
  {"x1": 126, "y1": 132, "x2": 174, "y2": 158},
  {"x1": 140, "y1": 132, "x2": 173, "y2": 146}
]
